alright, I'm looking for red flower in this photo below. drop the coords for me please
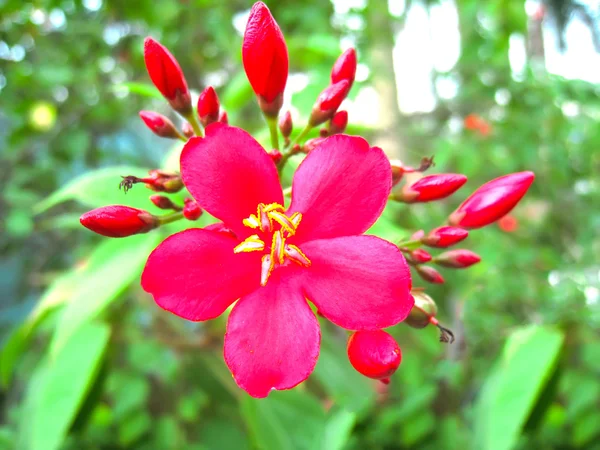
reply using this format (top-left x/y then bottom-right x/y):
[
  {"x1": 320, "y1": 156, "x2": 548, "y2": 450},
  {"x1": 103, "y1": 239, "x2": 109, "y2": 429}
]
[
  {"x1": 142, "y1": 124, "x2": 413, "y2": 397},
  {"x1": 449, "y1": 172, "x2": 534, "y2": 229},
  {"x1": 347, "y1": 330, "x2": 401, "y2": 382},
  {"x1": 331, "y1": 48, "x2": 357, "y2": 88},
  {"x1": 242, "y1": 2, "x2": 288, "y2": 115},
  {"x1": 421, "y1": 226, "x2": 469, "y2": 248},
  {"x1": 139, "y1": 111, "x2": 182, "y2": 140},
  {"x1": 400, "y1": 173, "x2": 467, "y2": 203},
  {"x1": 143, "y1": 37, "x2": 191, "y2": 114},
  {"x1": 197, "y1": 86, "x2": 220, "y2": 127},
  {"x1": 80, "y1": 205, "x2": 157, "y2": 238}
]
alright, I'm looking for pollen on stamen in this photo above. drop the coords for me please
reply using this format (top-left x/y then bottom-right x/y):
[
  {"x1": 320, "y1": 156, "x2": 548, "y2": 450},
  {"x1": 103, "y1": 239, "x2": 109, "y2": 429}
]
[
  {"x1": 243, "y1": 215, "x2": 260, "y2": 229},
  {"x1": 285, "y1": 244, "x2": 311, "y2": 267},
  {"x1": 233, "y1": 234, "x2": 265, "y2": 253},
  {"x1": 260, "y1": 254, "x2": 275, "y2": 286},
  {"x1": 269, "y1": 210, "x2": 296, "y2": 235}
]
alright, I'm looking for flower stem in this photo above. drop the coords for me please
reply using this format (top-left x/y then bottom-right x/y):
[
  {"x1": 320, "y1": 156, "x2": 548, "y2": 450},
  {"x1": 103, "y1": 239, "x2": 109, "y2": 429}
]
[
  {"x1": 397, "y1": 239, "x2": 421, "y2": 250},
  {"x1": 184, "y1": 111, "x2": 204, "y2": 137},
  {"x1": 266, "y1": 115, "x2": 280, "y2": 150},
  {"x1": 158, "y1": 211, "x2": 185, "y2": 226},
  {"x1": 287, "y1": 123, "x2": 312, "y2": 150}
]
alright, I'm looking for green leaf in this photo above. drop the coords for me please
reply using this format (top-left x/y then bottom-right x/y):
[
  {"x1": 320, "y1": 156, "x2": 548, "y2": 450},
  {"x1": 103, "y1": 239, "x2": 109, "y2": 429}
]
[
  {"x1": 321, "y1": 408, "x2": 356, "y2": 450},
  {"x1": 50, "y1": 233, "x2": 159, "y2": 354},
  {"x1": 241, "y1": 389, "x2": 326, "y2": 450},
  {"x1": 34, "y1": 166, "x2": 164, "y2": 214},
  {"x1": 20, "y1": 322, "x2": 111, "y2": 450},
  {"x1": 474, "y1": 325, "x2": 564, "y2": 450}
]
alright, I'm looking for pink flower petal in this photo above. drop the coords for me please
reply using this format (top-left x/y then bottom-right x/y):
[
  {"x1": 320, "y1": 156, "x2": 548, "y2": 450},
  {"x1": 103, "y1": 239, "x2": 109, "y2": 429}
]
[
  {"x1": 288, "y1": 135, "x2": 391, "y2": 243},
  {"x1": 181, "y1": 124, "x2": 283, "y2": 236},
  {"x1": 224, "y1": 269, "x2": 320, "y2": 398},
  {"x1": 142, "y1": 229, "x2": 261, "y2": 321},
  {"x1": 298, "y1": 235, "x2": 413, "y2": 330}
]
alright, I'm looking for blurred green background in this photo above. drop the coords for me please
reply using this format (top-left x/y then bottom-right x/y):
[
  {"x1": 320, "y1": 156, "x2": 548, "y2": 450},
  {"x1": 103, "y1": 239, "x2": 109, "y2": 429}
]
[{"x1": 1, "y1": 0, "x2": 599, "y2": 449}]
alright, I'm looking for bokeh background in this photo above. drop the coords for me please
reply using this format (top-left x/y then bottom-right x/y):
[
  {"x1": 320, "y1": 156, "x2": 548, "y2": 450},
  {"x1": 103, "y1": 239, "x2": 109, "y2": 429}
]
[{"x1": 1, "y1": 0, "x2": 599, "y2": 449}]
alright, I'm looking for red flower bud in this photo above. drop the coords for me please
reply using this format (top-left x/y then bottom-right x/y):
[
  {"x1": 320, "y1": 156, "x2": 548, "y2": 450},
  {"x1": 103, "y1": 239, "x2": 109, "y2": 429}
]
[
  {"x1": 150, "y1": 195, "x2": 181, "y2": 211},
  {"x1": 197, "y1": 86, "x2": 220, "y2": 127},
  {"x1": 347, "y1": 330, "x2": 401, "y2": 381},
  {"x1": 448, "y1": 171, "x2": 534, "y2": 229},
  {"x1": 498, "y1": 214, "x2": 519, "y2": 232},
  {"x1": 278, "y1": 110, "x2": 293, "y2": 138},
  {"x1": 80, "y1": 205, "x2": 157, "y2": 238},
  {"x1": 302, "y1": 136, "x2": 327, "y2": 153},
  {"x1": 242, "y1": 2, "x2": 288, "y2": 116},
  {"x1": 268, "y1": 149, "x2": 282, "y2": 164},
  {"x1": 416, "y1": 265, "x2": 445, "y2": 284},
  {"x1": 309, "y1": 80, "x2": 350, "y2": 126},
  {"x1": 400, "y1": 174, "x2": 467, "y2": 203},
  {"x1": 183, "y1": 198, "x2": 202, "y2": 221},
  {"x1": 435, "y1": 249, "x2": 481, "y2": 268},
  {"x1": 120, "y1": 170, "x2": 183, "y2": 194},
  {"x1": 329, "y1": 110, "x2": 348, "y2": 134},
  {"x1": 143, "y1": 37, "x2": 191, "y2": 114},
  {"x1": 139, "y1": 111, "x2": 182, "y2": 140},
  {"x1": 409, "y1": 248, "x2": 432, "y2": 263},
  {"x1": 421, "y1": 226, "x2": 469, "y2": 248},
  {"x1": 410, "y1": 229, "x2": 425, "y2": 241},
  {"x1": 331, "y1": 48, "x2": 357, "y2": 88},
  {"x1": 218, "y1": 110, "x2": 229, "y2": 124}
]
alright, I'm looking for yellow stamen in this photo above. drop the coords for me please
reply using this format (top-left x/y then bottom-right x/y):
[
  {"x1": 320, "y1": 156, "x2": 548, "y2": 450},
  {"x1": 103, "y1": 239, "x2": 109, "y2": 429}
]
[
  {"x1": 233, "y1": 234, "x2": 265, "y2": 253},
  {"x1": 269, "y1": 210, "x2": 296, "y2": 235},
  {"x1": 285, "y1": 244, "x2": 311, "y2": 267}
]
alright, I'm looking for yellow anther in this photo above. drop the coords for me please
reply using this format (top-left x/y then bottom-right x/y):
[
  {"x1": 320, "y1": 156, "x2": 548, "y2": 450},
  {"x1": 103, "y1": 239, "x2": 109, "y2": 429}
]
[
  {"x1": 233, "y1": 234, "x2": 265, "y2": 253},
  {"x1": 289, "y1": 212, "x2": 302, "y2": 228},
  {"x1": 243, "y1": 215, "x2": 260, "y2": 229},
  {"x1": 271, "y1": 231, "x2": 286, "y2": 264},
  {"x1": 268, "y1": 210, "x2": 296, "y2": 235},
  {"x1": 285, "y1": 244, "x2": 311, "y2": 267}
]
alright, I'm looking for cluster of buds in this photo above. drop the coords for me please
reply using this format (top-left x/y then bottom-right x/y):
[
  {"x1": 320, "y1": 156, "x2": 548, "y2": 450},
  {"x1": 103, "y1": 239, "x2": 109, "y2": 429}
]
[{"x1": 78, "y1": 1, "x2": 535, "y2": 388}]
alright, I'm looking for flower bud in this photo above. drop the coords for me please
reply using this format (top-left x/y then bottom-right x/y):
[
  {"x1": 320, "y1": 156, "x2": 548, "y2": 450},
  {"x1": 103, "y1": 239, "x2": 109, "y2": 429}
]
[
  {"x1": 329, "y1": 110, "x2": 348, "y2": 134},
  {"x1": 119, "y1": 170, "x2": 183, "y2": 194},
  {"x1": 268, "y1": 149, "x2": 282, "y2": 164},
  {"x1": 80, "y1": 205, "x2": 158, "y2": 238},
  {"x1": 404, "y1": 291, "x2": 438, "y2": 329},
  {"x1": 309, "y1": 80, "x2": 350, "y2": 126},
  {"x1": 331, "y1": 48, "x2": 357, "y2": 88},
  {"x1": 143, "y1": 37, "x2": 191, "y2": 114},
  {"x1": 242, "y1": 1, "x2": 288, "y2": 117},
  {"x1": 409, "y1": 248, "x2": 432, "y2": 263},
  {"x1": 416, "y1": 265, "x2": 445, "y2": 284},
  {"x1": 197, "y1": 86, "x2": 220, "y2": 127},
  {"x1": 421, "y1": 226, "x2": 468, "y2": 248},
  {"x1": 410, "y1": 229, "x2": 425, "y2": 241},
  {"x1": 182, "y1": 122, "x2": 194, "y2": 138},
  {"x1": 405, "y1": 291, "x2": 455, "y2": 343},
  {"x1": 448, "y1": 171, "x2": 535, "y2": 229},
  {"x1": 278, "y1": 110, "x2": 293, "y2": 138},
  {"x1": 399, "y1": 174, "x2": 467, "y2": 203},
  {"x1": 302, "y1": 136, "x2": 327, "y2": 153},
  {"x1": 435, "y1": 249, "x2": 481, "y2": 268},
  {"x1": 347, "y1": 330, "x2": 401, "y2": 382},
  {"x1": 150, "y1": 195, "x2": 181, "y2": 211},
  {"x1": 183, "y1": 198, "x2": 202, "y2": 221},
  {"x1": 218, "y1": 110, "x2": 229, "y2": 124},
  {"x1": 139, "y1": 111, "x2": 183, "y2": 140}
]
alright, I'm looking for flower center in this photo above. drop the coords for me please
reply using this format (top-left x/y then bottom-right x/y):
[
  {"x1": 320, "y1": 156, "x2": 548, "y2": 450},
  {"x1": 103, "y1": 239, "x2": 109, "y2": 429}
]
[{"x1": 233, "y1": 203, "x2": 311, "y2": 286}]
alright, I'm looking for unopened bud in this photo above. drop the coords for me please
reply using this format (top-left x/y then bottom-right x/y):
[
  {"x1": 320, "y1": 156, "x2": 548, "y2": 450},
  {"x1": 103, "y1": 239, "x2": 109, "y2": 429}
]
[
  {"x1": 183, "y1": 198, "x2": 202, "y2": 221},
  {"x1": 197, "y1": 86, "x2": 220, "y2": 127},
  {"x1": 329, "y1": 110, "x2": 348, "y2": 134},
  {"x1": 309, "y1": 80, "x2": 350, "y2": 126},
  {"x1": 347, "y1": 330, "x2": 401, "y2": 382},
  {"x1": 421, "y1": 226, "x2": 469, "y2": 248},
  {"x1": 331, "y1": 48, "x2": 357, "y2": 88},
  {"x1": 408, "y1": 248, "x2": 432, "y2": 264},
  {"x1": 435, "y1": 249, "x2": 481, "y2": 268},
  {"x1": 302, "y1": 137, "x2": 326, "y2": 153},
  {"x1": 80, "y1": 205, "x2": 158, "y2": 238},
  {"x1": 120, "y1": 170, "x2": 183, "y2": 194},
  {"x1": 410, "y1": 229, "x2": 425, "y2": 241},
  {"x1": 278, "y1": 110, "x2": 293, "y2": 138},
  {"x1": 218, "y1": 110, "x2": 229, "y2": 124},
  {"x1": 405, "y1": 291, "x2": 455, "y2": 343},
  {"x1": 448, "y1": 172, "x2": 535, "y2": 229},
  {"x1": 139, "y1": 111, "x2": 183, "y2": 140},
  {"x1": 399, "y1": 174, "x2": 467, "y2": 203},
  {"x1": 150, "y1": 195, "x2": 181, "y2": 211},
  {"x1": 268, "y1": 149, "x2": 282, "y2": 164},
  {"x1": 416, "y1": 265, "x2": 445, "y2": 284}
]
